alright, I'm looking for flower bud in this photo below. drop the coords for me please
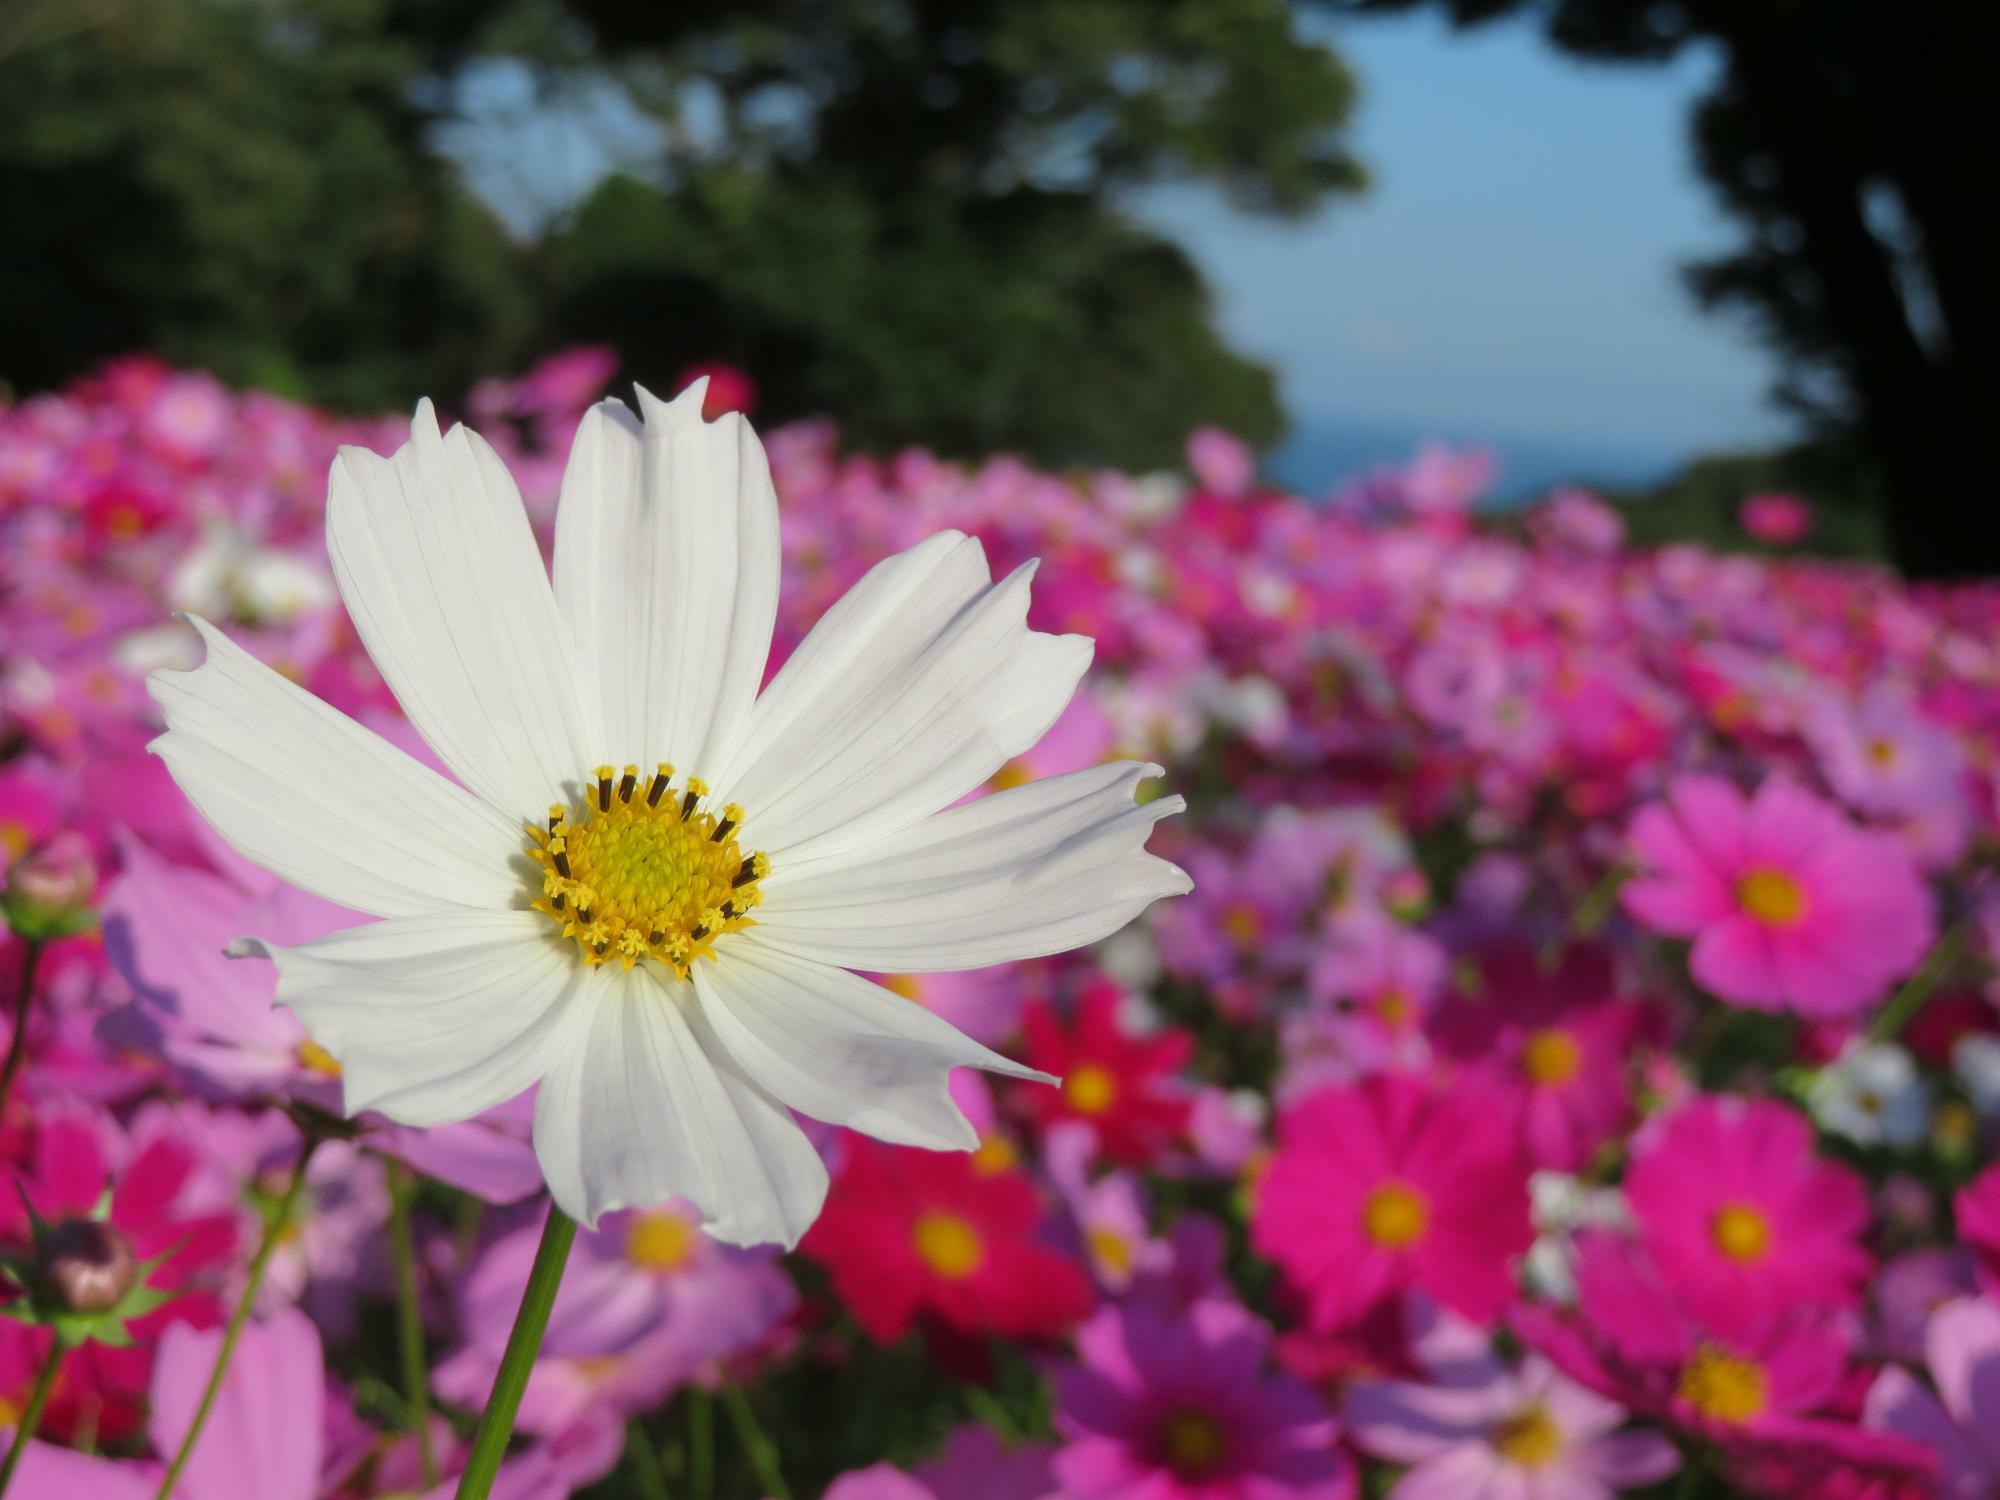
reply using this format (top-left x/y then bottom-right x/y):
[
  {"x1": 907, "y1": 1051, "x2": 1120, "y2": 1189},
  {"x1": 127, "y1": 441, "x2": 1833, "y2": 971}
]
[
  {"x1": 3, "y1": 831, "x2": 98, "y2": 940},
  {"x1": 40, "y1": 1217, "x2": 138, "y2": 1314}
]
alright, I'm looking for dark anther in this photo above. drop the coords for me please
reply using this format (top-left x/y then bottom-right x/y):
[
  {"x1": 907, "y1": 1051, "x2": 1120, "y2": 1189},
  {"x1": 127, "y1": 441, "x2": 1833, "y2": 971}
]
[
  {"x1": 547, "y1": 811, "x2": 562, "y2": 834},
  {"x1": 721, "y1": 901, "x2": 737, "y2": 919},
  {"x1": 618, "y1": 769, "x2": 637, "y2": 803},
  {"x1": 731, "y1": 863, "x2": 759, "y2": 888},
  {"x1": 647, "y1": 772, "x2": 670, "y2": 807},
  {"x1": 576, "y1": 906, "x2": 593, "y2": 923},
  {"x1": 552, "y1": 893, "x2": 566, "y2": 911},
  {"x1": 596, "y1": 773, "x2": 613, "y2": 812},
  {"x1": 680, "y1": 790, "x2": 700, "y2": 819},
  {"x1": 553, "y1": 849, "x2": 572, "y2": 879},
  {"x1": 689, "y1": 923, "x2": 709, "y2": 941},
  {"x1": 712, "y1": 817, "x2": 736, "y2": 842},
  {"x1": 649, "y1": 930, "x2": 664, "y2": 945}
]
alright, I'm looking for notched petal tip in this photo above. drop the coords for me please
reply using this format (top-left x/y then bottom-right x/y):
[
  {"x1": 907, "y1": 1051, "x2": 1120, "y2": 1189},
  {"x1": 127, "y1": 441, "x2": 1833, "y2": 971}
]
[{"x1": 633, "y1": 377, "x2": 712, "y2": 433}]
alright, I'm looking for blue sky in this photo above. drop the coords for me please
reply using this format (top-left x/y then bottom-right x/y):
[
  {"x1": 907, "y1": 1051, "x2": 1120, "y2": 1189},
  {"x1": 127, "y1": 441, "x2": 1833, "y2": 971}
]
[
  {"x1": 1142, "y1": 10, "x2": 1790, "y2": 466},
  {"x1": 448, "y1": 10, "x2": 1791, "y2": 476}
]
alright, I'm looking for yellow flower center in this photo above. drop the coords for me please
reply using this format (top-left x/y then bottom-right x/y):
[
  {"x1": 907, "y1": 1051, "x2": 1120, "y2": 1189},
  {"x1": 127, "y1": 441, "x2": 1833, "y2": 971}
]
[
  {"x1": 1866, "y1": 737, "x2": 1899, "y2": 767},
  {"x1": 1158, "y1": 1410, "x2": 1227, "y2": 1473},
  {"x1": 1362, "y1": 1180, "x2": 1430, "y2": 1249},
  {"x1": 626, "y1": 1211, "x2": 699, "y2": 1272},
  {"x1": 989, "y1": 757, "x2": 1034, "y2": 791},
  {"x1": 1066, "y1": 1064, "x2": 1118, "y2": 1116},
  {"x1": 529, "y1": 765, "x2": 768, "y2": 974},
  {"x1": 1088, "y1": 1226, "x2": 1135, "y2": 1277},
  {"x1": 296, "y1": 1039, "x2": 343, "y2": 1077},
  {"x1": 879, "y1": 973, "x2": 923, "y2": 1002},
  {"x1": 1522, "y1": 1028, "x2": 1582, "y2": 1085},
  {"x1": 1491, "y1": 1404, "x2": 1563, "y2": 1468},
  {"x1": 1374, "y1": 987, "x2": 1416, "y2": 1029},
  {"x1": 1222, "y1": 902, "x2": 1262, "y2": 947},
  {"x1": 1710, "y1": 1203, "x2": 1773, "y2": 1262},
  {"x1": 971, "y1": 1134, "x2": 1019, "y2": 1175},
  {"x1": 1736, "y1": 868, "x2": 1806, "y2": 927},
  {"x1": 0, "y1": 1396, "x2": 19, "y2": 1428},
  {"x1": 1678, "y1": 1346, "x2": 1769, "y2": 1424},
  {"x1": 912, "y1": 1212, "x2": 985, "y2": 1279}
]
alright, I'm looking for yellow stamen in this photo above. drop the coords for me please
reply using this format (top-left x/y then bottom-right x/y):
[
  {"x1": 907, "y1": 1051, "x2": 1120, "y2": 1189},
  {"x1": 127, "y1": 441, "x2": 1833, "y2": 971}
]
[
  {"x1": 296, "y1": 1040, "x2": 343, "y2": 1078},
  {"x1": 1678, "y1": 1346, "x2": 1768, "y2": 1424},
  {"x1": 1522, "y1": 1028, "x2": 1582, "y2": 1086},
  {"x1": 529, "y1": 766, "x2": 768, "y2": 976},
  {"x1": 912, "y1": 1212, "x2": 984, "y2": 1278},
  {"x1": 1737, "y1": 868, "x2": 1806, "y2": 926},
  {"x1": 1362, "y1": 1180, "x2": 1430, "y2": 1249},
  {"x1": 1158, "y1": 1411, "x2": 1227, "y2": 1473},
  {"x1": 626, "y1": 1211, "x2": 699, "y2": 1271},
  {"x1": 1710, "y1": 1203, "x2": 1773, "y2": 1262},
  {"x1": 1491, "y1": 1404, "x2": 1563, "y2": 1467},
  {"x1": 1065, "y1": 1064, "x2": 1118, "y2": 1116}
]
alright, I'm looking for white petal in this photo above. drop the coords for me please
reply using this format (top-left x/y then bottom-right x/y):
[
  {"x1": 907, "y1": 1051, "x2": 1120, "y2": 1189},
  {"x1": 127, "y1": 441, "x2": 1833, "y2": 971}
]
[
  {"x1": 754, "y1": 761, "x2": 1190, "y2": 971},
  {"x1": 327, "y1": 402, "x2": 601, "y2": 819},
  {"x1": 532, "y1": 964, "x2": 829, "y2": 1245},
  {"x1": 236, "y1": 912, "x2": 584, "y2": 1127},
  {"x1": 693, "y1": 934, "x2": 1050, "y2": 1149},
  {"x1": 147, "y1": 616, "x2": 528, "y2": 918},
  {"x1": 553, "y1": 384, "x2": 780, "y2": 776},
  {"x1": 715, "y1": 532, "x2": 1091, "y2": 862}
]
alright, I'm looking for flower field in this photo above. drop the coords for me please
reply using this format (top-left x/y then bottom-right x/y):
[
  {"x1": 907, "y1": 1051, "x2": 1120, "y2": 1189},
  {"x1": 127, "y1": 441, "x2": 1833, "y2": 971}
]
[{"x1": 4, "y1": 350, "x2": 2000, "y2": 1498}]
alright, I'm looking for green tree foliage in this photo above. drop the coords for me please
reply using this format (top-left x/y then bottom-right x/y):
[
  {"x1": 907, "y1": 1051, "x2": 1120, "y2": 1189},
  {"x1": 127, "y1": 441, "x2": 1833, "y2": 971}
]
[
  {"x1": 0, "y1": 0, "x2": 530, "y2": 407},
  {"x1": 1332, "y1": 0, "x2": 2000, "y2": 579},
  {"x1": 1, "y1": 0, "x2": 1366, "y2": 469}
]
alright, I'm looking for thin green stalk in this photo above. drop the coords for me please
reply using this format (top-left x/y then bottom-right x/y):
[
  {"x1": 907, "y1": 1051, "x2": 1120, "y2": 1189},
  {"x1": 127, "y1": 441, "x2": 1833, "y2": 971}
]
[
  {"x1": 452, "y1": 1203, "x2": 576, "y2": 1500},
  {"x1": 1871, "y1": 919, "x2": 1968, "y2": 1043},
  {"x1": 153, "y1": 1134, "x2": 321, "y2": 1500},
  {"x1": 388, "y1": 1161, "x2": 438, "y2": 1487},
  {"x1": 0, "y1": 1338, "x2": 62, "y2": 1497},
  {"x1": 721, "y1": 1382, "x2": 790, "y2": 1500},
  {"x1": 624, "y1": 1421, "x2": 670, "y2": 1500},
  {"x1": 0, "y1": 940, "x2": 45, "y2": 1122},
  {"x1": 688, "y1": 1387, "x2": 715, "y2": 1500}
]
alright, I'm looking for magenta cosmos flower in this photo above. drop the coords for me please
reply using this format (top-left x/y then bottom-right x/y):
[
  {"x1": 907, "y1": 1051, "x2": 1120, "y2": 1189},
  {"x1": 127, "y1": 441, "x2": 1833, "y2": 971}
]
[
  {"x1": 1622, "y1": 775, "x2": 1934, "y2": 1017},
  {"x1": 1624, "y1": 1094, "x2": 1871, "y2": 1337},
  {"x1": 1253, "y1": 1074, "x2": 1532, "y2": 1332},
  {"x1": 1054, "y1": 1298, "x2": 1352, "y2": 1500}
]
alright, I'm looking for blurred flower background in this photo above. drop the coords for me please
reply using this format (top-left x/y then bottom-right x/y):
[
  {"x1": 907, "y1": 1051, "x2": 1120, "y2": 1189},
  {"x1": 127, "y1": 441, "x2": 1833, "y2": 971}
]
[{"x1": 5, "y1": 1, "x2": 2000, "y2": 1497}]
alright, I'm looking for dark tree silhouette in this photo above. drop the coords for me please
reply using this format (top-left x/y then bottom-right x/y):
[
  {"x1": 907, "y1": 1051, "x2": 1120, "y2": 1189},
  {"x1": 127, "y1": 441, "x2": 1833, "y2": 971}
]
[{"x1": 1336, "y1": 0, "x2": 2000, "y2": 578}]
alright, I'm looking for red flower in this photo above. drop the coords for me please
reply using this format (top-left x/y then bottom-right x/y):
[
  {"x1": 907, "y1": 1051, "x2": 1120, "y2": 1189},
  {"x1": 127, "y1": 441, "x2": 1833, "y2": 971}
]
[
  {"x1": 1019, "y1": 981, "x2": 1193, "y2": 1166},
  {"x1": 801, "y1": 1137, "x2": 1093, "y2": 1344}
]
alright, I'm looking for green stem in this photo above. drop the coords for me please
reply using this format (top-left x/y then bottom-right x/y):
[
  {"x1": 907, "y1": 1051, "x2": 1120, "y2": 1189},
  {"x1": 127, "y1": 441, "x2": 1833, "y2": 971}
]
[
  {"x1": 1871, "y1": 919, "x2": 1968, "y2": 1043},
  {"x1": 452, "y1": 1202, "x2": 576, "y2": 1500},
  {"x1": 153, "y1": 1134, "x2": 321, "y2": 1500},
  {"x1": 624, "y1": 1421, "x2": 670, "y2": 1500},
  {"x1": 0, "y1": 940, "x2": 45, "y2": 1123},
  {"x1": 0, "y1": 1338, "x2": 62, "y2": 1497},
  {"x1": 688, "y1": 1388, "x2": 715, "y2": 1500},
  {"x1": 388, "y1": 1161, "x2": 438, "y2": 1487},
  {"x1": 721, "y1": 1383, "x2": 790, "y2": 1500}
]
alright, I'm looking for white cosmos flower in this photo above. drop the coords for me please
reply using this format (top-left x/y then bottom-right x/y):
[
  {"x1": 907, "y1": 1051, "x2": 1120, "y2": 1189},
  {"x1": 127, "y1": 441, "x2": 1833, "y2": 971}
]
[{"x1": 147, "y1": 380, "x2": 1190, "y2": 1247}]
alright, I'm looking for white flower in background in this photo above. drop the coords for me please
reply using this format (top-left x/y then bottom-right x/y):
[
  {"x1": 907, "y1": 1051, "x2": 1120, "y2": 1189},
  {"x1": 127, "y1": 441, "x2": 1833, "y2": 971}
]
[
  {"x1": 1953, "y1": 1034, "x2": 2000, "y2": 1119},
  {"x1": 1808, "y1": 1041, "x2": 1930, "y2": 1148},
  {"x1": 170, "y1": 523, "x2": 337, "y2": 623},
  {"x1": 148, "y1": 380, "x2": 1190, "y2": 1247},
  {"x1": 1524, "y1": 1171, "x2": 1629, "y2": 1304}
]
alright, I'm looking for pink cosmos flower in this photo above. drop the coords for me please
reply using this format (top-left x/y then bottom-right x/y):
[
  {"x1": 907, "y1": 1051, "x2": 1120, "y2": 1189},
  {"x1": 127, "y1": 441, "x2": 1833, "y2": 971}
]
[
  {"x1": 1740, "y1": 492, "x2": 1813, "y2": 544},
  {"x1": 1303, "y1": 917, "x2": 1447, "y2": 1074},
  {"x1": 1522, "y1": 1231, "x2": 1934, "y2": 1491},
  {"x1": 1345, "y1": 1301, "x2": 1678, "y2": 1500},
  {"x1": 826, "y1": 1426, "x2": 1060, "y2": 1500},
  {"x1": 1952, "y1": 1163, "x2": 2000, "y2": 1297},
  {"x1": 1433, "y1": 944, "x2": 1658, "y2": 1172},
  {"x1": 1252, "y1": 1074, "x2": 1533, "y2": 1332},
  {"x1": 1623, "y1": 1094, "x2": 1871, "y2": 1336},
  {"x1": 1866, "y1": 1296, "x2": 2000, "y2": 1498},
  {"x1": 1054, "y1": 1298, "x2": 1352, "y2": 1500},
  {"x1": 436, "y1": 1200, "x2": 795, "y2": 1444},
  {"x1": 1622, "y1": 776, "x2": 1935, "y2": 1017},
  {"x1": 1805, "y1": 684, "x2": 1967, "y2": 824}
]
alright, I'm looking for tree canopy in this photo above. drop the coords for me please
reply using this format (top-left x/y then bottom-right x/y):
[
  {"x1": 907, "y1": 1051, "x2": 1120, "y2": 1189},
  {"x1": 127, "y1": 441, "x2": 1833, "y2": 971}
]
[{"x1": 0, "y1": 0, "x2": 1365, "y2": 468}]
